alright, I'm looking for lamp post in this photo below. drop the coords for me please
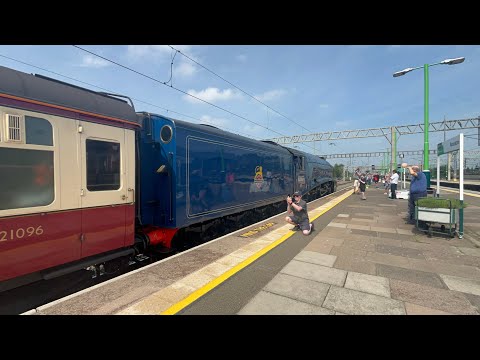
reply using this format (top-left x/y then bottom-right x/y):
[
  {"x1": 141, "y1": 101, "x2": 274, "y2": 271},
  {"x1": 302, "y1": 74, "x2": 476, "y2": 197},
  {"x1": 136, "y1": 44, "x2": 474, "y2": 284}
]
[{"x1": 393, "y1": 57, "x2": 465, "y2": 188}]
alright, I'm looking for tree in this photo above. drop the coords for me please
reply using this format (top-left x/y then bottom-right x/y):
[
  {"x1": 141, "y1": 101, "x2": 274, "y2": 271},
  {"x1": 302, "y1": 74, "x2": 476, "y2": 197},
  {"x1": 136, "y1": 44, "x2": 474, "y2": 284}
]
[{"x1": 333, "y1": 163, "x2": 344, "y2": 179}]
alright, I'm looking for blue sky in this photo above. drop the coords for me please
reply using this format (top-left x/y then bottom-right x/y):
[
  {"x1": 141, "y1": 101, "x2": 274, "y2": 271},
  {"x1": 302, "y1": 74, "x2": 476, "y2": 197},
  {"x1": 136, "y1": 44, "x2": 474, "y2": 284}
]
[{"x1": 0, "y1": 45, "x2": 478, "y2": 169}]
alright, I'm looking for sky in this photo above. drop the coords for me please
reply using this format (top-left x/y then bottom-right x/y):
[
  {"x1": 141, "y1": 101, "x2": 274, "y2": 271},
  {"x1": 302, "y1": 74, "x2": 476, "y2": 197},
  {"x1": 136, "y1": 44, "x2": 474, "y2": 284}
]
[{"x1": 0, "y1": 45, "x2": 478, "y2": 170}]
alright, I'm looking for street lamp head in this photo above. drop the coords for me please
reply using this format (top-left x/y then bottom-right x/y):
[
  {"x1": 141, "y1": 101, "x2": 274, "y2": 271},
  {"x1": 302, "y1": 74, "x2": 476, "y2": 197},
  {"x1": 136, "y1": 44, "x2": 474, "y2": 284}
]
[
  {"x1": 393, "y1": 68, "x2": 414, "y2": 77},
  {"x1": 440, "y1": 57, "x2": 465, "y2": 65}
]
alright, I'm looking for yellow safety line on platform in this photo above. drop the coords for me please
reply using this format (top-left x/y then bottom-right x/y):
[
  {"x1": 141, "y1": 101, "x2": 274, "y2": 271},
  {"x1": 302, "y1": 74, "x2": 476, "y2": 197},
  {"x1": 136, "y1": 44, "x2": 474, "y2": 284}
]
[
  {"x1": 435, "y1": 187, "x2": 480, "y2": 198},
  {"x1": 161, "y1": 189, "x2": 353, "y2": 315}
]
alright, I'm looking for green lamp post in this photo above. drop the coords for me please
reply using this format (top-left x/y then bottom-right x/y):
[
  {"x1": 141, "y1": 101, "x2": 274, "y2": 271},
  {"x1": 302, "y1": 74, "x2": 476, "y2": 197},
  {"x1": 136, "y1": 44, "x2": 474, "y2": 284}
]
[{"x1": 393, "y1": 57, "x2": 465, "y2": 188}]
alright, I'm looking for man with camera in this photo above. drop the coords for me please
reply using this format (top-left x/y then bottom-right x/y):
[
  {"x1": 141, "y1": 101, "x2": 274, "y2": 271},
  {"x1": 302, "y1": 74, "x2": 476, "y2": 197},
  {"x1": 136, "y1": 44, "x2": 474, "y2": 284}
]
[{"x1": 285, "y1": 191, "x2": 314, "y2": 235}]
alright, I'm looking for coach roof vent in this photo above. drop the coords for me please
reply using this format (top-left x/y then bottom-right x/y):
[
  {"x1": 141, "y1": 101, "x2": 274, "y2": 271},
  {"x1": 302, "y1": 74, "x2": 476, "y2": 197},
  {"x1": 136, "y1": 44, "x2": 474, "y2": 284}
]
[{"x1": 5, "y1": 114, "x2": 22, "y2": 142}]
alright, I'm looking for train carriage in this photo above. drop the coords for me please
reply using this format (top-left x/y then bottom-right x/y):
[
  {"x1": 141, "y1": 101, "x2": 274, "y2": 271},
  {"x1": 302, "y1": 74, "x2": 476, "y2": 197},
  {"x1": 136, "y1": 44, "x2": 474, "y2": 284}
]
[{"x1": 0, "y1": 65, "x2": 139, "y2": 290}]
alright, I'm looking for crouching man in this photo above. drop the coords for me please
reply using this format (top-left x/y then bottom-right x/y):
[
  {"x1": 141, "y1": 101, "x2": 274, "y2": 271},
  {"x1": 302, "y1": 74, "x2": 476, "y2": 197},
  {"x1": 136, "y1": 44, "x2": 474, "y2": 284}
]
[{"x1": 285, "y1": 191, "x2": 314, "y2": 235}]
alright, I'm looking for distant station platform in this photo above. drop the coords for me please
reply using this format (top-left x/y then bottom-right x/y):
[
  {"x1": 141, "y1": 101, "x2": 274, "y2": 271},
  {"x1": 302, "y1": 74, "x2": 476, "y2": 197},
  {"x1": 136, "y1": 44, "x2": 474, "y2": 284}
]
[
  {"x1": 25, "y1": 186, "x2": 480, "y2": 315},
  {"x1": 437, "y1": 179, "x2": 480, "y2": 192}
]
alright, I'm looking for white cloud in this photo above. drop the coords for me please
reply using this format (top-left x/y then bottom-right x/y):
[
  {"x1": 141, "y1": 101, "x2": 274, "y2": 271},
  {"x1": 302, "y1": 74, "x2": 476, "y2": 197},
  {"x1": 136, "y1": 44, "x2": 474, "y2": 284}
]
[
  {"x1": 79, "y1": 55, "x2": 110, "y2": 68},
  {"x1": 127, "y1": 45, "x2": 197, "y2": 78},
  {"x1": 127, "y1": 45, "x2": 192, "y2": 60},
  {"x1": 319, "y1": 104, "x2": 329, "y2": 108},
  {"x1": 255, "y1": 89, "x2": 286, "y2": 102},
  {"x1": 174, "y1": 61, "x2": 196, "y2": 77},
  {"x1": 199, "y1": 115, "x2": 230, "y2": 128},
  {"x1": 236, "y1": 54, "x2": 247, "y2": 62},
  {"x1": 184, "y1": 87, "x2": 242, "y2": 104}
]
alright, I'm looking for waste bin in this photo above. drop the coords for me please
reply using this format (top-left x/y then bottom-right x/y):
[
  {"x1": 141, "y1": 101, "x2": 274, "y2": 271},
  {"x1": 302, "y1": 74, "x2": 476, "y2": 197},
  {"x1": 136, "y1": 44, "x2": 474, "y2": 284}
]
[{"x1": 423, "y1": 169, "x2": 431, "y2": 189}]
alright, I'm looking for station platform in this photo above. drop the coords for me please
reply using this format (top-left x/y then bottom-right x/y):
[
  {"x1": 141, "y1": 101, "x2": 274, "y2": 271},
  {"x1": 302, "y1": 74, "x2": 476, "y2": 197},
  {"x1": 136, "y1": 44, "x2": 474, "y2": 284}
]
[
  {"x1": 24, "y1": 186, "x2": 480, "y2": 315},
  {"x1": 437, "y1": 179, "x2": 480, "y2": 192}
]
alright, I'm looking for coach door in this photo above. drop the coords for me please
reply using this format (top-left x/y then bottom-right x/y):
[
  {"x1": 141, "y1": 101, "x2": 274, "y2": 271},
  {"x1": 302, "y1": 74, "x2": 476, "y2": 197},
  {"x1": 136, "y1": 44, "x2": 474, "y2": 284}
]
[{"x1": 79, "y1": 121, "x2": 131, "y2": 258}]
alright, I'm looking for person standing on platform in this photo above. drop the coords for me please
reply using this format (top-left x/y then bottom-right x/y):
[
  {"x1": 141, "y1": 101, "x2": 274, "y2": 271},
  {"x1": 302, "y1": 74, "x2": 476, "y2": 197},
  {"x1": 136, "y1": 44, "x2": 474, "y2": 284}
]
[
  {"x1": 405, "y1": 164, "x2": 427, "y2": 224},
  {"x1": 359, "y1": 173, "x2": 367, "y2": 200},
  {"x1": 389, "y1": 169, "x2": 399, "y2": 200}
]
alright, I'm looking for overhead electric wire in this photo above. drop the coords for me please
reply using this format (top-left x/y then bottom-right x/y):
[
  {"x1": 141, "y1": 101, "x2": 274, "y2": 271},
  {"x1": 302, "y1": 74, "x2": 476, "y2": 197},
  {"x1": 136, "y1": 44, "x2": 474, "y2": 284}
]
[
  {"x1": 0, "y1": 53, "x2": 259, "y2": 139},
  {"x1": 168, "y1": 45, "x2": 313, "y2": 134},
  {"x1": 72, "y1": 45, "x2": 317, "y2": 153},
  {"x1": 72, "y1": 46, "x2": 284, "y2": 137}
]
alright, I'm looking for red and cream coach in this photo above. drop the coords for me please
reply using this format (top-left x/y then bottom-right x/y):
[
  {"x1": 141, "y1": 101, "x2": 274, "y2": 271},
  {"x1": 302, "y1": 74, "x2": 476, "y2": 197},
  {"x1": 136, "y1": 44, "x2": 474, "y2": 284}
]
[{"x1": 0, "y1": 65, "x2": 139, "y2": 291}]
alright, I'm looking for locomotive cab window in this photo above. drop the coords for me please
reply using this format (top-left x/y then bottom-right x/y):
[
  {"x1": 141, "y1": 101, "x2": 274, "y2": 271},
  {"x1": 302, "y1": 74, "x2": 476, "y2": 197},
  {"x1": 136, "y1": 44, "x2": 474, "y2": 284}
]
[
  {"x1": 295, "y1": 156, "x2": 305, "y2": 171},
  {"x1": 86, "y1": 140, "x2": 121, "y2": 191}
]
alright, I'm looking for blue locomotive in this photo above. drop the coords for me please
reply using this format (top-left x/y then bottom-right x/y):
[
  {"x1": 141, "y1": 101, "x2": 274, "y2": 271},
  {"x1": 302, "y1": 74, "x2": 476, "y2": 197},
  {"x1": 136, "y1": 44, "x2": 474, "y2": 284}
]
[{"x1": 135, "y1": 113, "x2": 336, "y2": 249}]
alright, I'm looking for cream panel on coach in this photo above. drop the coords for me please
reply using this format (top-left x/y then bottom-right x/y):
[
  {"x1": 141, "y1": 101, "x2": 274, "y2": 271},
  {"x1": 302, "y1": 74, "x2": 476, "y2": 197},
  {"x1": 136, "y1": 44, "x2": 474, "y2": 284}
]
[
  {"x1": 54, "y1": 114, "x2": 81, "y2": 210},
  {"x1": 124, "y1": 129, "x2": 136, "y2": 204}
]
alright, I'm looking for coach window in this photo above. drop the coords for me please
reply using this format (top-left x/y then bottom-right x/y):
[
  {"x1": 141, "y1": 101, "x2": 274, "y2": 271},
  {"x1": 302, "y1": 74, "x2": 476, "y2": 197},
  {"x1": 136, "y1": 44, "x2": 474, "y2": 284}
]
[
  {"x1": 0, "y1": 115, "x2": 55, "y2": 210},
  {"x1": 25, "y1": 116, "x2": 53, "y2": 146},
  {"x1": 0, "y1": 148, "x2": 55, "y2": 210},
  {"x1": 86, "y1": 139, "x2": 121, "y2": 191}
]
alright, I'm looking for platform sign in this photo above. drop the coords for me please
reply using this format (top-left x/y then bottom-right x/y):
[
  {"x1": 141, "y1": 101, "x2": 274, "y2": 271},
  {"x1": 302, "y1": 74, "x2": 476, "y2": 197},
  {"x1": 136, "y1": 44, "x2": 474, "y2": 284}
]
[
  {"x1": 437, "y1": 134, "x2": 460, "y2": 156},
  {"x1": 436, "y1": 133, "x2": 464, "y2": 238}
]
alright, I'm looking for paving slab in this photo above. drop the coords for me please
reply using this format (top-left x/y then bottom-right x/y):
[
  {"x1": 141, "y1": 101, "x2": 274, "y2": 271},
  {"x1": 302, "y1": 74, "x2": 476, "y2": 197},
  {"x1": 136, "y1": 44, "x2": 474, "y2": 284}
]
[
  {"x1": 344, "y1": 272, "x2": 390, "y2": 298},
  {"x1": 426, "y1": 251, "x2": 480, "y2": 267},
  {"x1": 370, "y1": 226, "x2": 398, "y2": 234},
  {"x1": 327, "y1": 222, "x2": 348, "y2": 228},
  {"x1": 406, "y1": 258, "x2": 437, "y2": 273},
  {"x1": 439, "y1": 274, "x2": 480, "y2": 296},
  {"x1": 457, "y1": 247, "x2": 480, "y2": 257},
  {"x1": 280, "y1": 260, "x2": 347, "y2": 287},
  {"x1": 303, "y1": 241, "x2": 333, "y2": 254},
  {"x1": 341, "y1": 238, "x2": 375, "y2": 252},
  {"x1": 353, "y1": 214, "x2": 375, "y2": 219},
  {"x1": 333, "y1": 256, "x2": 377, "y2": 276},
  {"x1": 330, "y1": 247, "x2": 367, "y2": 259},
  {"x1": 293, "y1": 251, "x2": 337, "y2": 267},
  {"x1": 263, "y1": 273, "x2": 330, "y2": 307},
  {"x1": 404, "y1": 302, "x2": 453, "y2": 315},
  {"x1": 396, "y1": 228, "x2": 415, "y2": 235},
  {"x1": 372, "y1": 237, "x2": 402, "y2": 247},
  {"x1": 390, "y1": 279, "x2": 478, "y2": 315},
  {"x1": 400, "y1": 240, "x2": 453, "y2": 252},
  {"x1": 335, "y1": 233, "x2": 372, "y2": 242},
  {"x1": 428, "y1": 259, "x2": 480, "y2": 280},
  {"x1": 322, "y1": 286, "x2": 405, "y2": 315},
  {"x1": 464, "y1": 293, "x2": 480, "y2": 313},
  {"x1": 375, "y1": 244, "x2": 425, "y2": 259},
  {"x1": 376, "y1": 263, "x2": 446, "y2": 289},
  {"x1": 365, "y1": 252, "x2": 411, "y2": 268},
  {"x1": 237, "y1": 290, "x2": 334, "y2": 315},
  {"x1": 350, "y1": 218, "x2": 376, "y2": 224},
  {"x1": 319, "y1": 237, "x2": 345, "y2": 247}
]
